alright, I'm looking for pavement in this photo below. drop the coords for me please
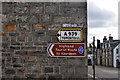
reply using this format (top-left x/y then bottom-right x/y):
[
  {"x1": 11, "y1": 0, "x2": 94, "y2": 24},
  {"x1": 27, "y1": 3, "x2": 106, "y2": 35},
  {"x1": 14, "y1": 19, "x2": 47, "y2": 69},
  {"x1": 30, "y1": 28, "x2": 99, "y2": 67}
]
[{"x1": 88, "y1": 65, "x2": 119, "y2": 80}]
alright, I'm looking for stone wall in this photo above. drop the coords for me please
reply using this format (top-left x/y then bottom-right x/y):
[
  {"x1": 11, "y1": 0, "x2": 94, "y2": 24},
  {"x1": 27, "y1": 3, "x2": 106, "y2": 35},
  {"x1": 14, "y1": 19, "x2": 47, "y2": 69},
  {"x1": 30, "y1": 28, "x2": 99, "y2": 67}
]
[{"x1": 1, "y1": 2, "x2": 87, "y2": 79}]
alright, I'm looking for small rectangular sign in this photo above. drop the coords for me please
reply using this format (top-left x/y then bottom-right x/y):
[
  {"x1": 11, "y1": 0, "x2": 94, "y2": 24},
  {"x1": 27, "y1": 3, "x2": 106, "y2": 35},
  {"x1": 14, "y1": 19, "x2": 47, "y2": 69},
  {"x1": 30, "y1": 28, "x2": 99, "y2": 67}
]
[
  {"x1": 62, "y1": 23, "x2": 83, "y2": 28},
  {"x1": 57, "y1": 28, "x2": 83, "y2": 42},
  {"x1": 60, "y1": 30, "x2": 80, "y2": 40}
]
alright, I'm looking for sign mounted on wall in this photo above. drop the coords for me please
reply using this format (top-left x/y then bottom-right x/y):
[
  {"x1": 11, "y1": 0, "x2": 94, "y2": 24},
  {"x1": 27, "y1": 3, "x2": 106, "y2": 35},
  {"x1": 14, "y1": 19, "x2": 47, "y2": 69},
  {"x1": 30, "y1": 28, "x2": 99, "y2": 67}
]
[
  {"x1": 62, "y1": 23, "x2": 83, "y2": 28},
  {"x1": 47, "y1": 43, "x2": 86, "y2": 57},
  {"x1": 57, "y1": 28, "x2": 83, "y2": 42}
]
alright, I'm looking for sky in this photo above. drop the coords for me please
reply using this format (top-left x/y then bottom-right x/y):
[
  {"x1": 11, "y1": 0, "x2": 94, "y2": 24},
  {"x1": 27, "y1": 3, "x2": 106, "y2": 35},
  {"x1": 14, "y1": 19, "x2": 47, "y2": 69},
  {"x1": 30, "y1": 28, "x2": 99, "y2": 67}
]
[{"x1": 88, "y1": 0, "x2": 120, "y2": 44}]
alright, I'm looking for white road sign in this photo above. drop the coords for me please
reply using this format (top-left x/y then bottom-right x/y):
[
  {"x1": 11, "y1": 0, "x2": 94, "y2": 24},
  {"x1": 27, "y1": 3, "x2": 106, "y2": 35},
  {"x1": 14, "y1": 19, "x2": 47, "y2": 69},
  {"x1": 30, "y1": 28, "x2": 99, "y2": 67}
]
[
  {"x1": 62, "y1": 23, "x2": 83, "y2": 28},
  {"x1": 57, "y1": 28, "x2": 83, "y2": 42}
]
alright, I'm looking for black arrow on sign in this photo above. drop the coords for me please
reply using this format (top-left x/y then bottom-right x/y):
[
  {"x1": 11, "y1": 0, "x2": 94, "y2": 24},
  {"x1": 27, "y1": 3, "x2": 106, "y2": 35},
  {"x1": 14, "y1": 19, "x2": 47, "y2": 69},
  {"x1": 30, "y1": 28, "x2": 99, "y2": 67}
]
[{"x1": 56, "y1": 34, "x2": 61, "y2": 37}]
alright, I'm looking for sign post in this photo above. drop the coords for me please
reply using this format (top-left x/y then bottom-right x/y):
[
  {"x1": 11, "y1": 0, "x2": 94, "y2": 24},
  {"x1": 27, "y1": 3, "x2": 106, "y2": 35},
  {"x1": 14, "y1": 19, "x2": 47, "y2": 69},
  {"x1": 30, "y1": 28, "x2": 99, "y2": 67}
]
[{"x1": 93, "y1": 36, "x2": 96, "y2": 80}]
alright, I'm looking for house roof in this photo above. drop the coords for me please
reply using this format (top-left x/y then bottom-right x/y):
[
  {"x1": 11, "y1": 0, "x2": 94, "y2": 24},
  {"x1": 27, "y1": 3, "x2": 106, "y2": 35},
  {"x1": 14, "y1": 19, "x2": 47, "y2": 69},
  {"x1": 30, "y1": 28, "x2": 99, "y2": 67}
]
[
  {"x1": 100, "y1": 40, "x2": 120, "y2": 49},
  {"x1": 110, "y1": 40, "x2": 120, "y2": 49}
]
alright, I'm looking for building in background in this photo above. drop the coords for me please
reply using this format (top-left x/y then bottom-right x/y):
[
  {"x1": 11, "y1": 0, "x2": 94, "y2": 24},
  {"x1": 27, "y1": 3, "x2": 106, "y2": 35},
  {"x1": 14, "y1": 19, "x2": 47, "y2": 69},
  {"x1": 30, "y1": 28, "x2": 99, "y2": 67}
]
[
  {"x1": 117, "y1": 2, "x2": 120, "y2": 79},
  {"x1": 96, "y1": 35, "x2": 120, "y2": 68}
]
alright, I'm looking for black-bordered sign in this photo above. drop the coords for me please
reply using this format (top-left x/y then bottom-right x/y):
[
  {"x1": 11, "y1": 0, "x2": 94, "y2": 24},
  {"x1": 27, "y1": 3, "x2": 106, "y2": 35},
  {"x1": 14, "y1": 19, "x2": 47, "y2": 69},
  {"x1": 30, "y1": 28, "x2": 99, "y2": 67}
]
[{"x1": 57, "y1": 28, "x2": 83, "y2": 42}]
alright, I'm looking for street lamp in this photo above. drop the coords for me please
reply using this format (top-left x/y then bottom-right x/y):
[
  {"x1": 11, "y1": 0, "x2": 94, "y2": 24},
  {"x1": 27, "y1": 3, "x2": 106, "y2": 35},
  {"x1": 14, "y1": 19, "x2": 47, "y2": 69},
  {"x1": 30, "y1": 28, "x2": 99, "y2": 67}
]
[{"x1": 93, "y1": 36, "x2": 95, "y2": 80}]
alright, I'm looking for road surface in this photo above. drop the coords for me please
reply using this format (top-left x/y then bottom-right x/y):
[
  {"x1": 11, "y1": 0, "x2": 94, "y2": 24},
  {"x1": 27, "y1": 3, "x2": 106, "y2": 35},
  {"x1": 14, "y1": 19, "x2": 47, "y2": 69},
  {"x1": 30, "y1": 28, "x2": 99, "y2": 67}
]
[{"x1": 88, "y1": 66, "x2": 119, "y2": 79}]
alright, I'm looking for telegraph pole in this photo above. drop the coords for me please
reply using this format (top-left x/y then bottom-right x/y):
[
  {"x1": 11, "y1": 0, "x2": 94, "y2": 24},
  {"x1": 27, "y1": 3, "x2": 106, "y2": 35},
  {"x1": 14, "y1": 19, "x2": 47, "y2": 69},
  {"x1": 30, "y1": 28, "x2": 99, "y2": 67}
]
[{"x1": 93, "y1": 36, "x2": 95, "y2": 80}]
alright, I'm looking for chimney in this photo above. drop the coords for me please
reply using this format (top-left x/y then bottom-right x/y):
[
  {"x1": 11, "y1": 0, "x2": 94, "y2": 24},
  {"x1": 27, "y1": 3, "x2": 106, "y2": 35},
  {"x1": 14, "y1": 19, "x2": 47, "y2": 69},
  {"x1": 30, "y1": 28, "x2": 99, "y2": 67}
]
[
  {"x1": 97, "y1": 39, "x2": 100, "y2": 49},
  {"x1": 103, "y1": 36, "x2": 107, "y2": 43},
  {"x1": 109, "y1": 34, "x2": 113, "y2": 41}
]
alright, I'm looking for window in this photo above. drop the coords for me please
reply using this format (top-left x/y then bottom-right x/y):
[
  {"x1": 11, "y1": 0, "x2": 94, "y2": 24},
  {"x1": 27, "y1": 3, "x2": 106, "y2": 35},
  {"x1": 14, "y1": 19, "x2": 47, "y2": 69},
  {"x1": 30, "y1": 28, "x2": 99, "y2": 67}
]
[
  {"x1": 104, "y1": 49, "x2": 106, "y2": 53},
  {"x1": 116, "y1": 48, "x2": 119, "y2": 54},
  {"x1": 107, "y1": 49, "x2": 109, "y2": 52}
]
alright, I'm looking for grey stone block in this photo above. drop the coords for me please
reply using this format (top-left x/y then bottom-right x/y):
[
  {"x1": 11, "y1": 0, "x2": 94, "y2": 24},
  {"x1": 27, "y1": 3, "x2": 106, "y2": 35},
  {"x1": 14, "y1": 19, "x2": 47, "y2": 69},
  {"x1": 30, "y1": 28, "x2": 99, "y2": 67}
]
[
  {"x1": 2, "y1": 3, "x2": 13, "y2": 15},
  {"x1": 38, "y1": 37, "x2": 47, "y2": 42},
  {"x1": 18, "y1": 23, "x2": 31, "y2": 32},
  {"x1": 15, "y1": 51, "x2": 28, "y2": 55},
  {"x1": 24, "y1": 42, "x2": 33, "y2": 46},
  {"x1": 11, "y1": 42, "x2": 23, "y2": 45},
  {"x1": 9, "y1": 32, "x2": 19, "y2": 36},
  {"x1": 11, "y1": 57, "x2": 18, "y2": 63},
  {"x1": 33, "y1": 31, "x2": 45, "y2": 37},
  {"x1": 40, "y1": 51, "x2": 47, "y2": 55},
  {"x1": 13, "y1": 64, "x2": 22, "y2": 68},
  {"x1": 60, "y1": 66, "x2": 68, "y2": 74},
  {"x1": 45, "y1": 5, "x2": 58, "y2": 14},
  {"x1": 30, "y1": 5, "x2": 43, "y2": 14},
  {"x1": 2, "y1": 37, "x2": 10, "y2": 43},
  {"x1": 78, "y1": 8, "x2": 86, "y2": 14},
  {"x1": 47, "y1": 75, "x2": 62, "y2": 79},
  {"x1": 2, "y1": 43, "x2": 9, "y2": 48},
  {"x1": 13, "y1": 75, "x2": 25, "y2": 79},
  {"x1": 27, "y1": 37, "x2": 33, "y2": 42},
  {"x1": 10, "y1": 46, "x2": 20, "y2": 50},
  {"x1": 46, "y1": 30, "x2": 57, "y2": 36},
  {"x1": 17, "y1": 15, "x2": 30, "y2": 23},
  {"x1": 39, "y1": 58, "x2": 49, "y2": 65},
  {"x1": 17, "y1": 36, "x2": 26, "y2": 42},
  {"x1": 54, "y1": 67, "x2": 60, "y2": 74},
  {"x1": 28, "y1": 51, "x2": 41, "y2": 56},
  {"x1": 16, "y1": 69, "x2": 25, "y2": 74},
  {"x1": 42, "y1": 15, "x2": 51, "y2": 24},
  {"x1": 48, "y1": 24, "x2": 61, "y2": 30},
  {"x1": 42, "y1": 46, "x2": 47, "y2": 51},
  {"x1": 53, "y1": 16, "x2": 66, "y2": 23},
  {"x1": 29, "y1": 15, "x2": 38, "y2": 24},
  {"x1": 44, "y1": 67, "x2": 53, "y2": 73},
  {"x1": 61, "y1": 7, "x2": 77, "y2": 15},
  {"x1": 25, "y1": 74, "x2": 36, "y2": 79},
  {"x1": 67, "y1": 2, "x2": 87, "y2": 8},
  {"x1": 46, "y1": 36, "x2": 58, "y2": 43},
  {"x1": 9, "y1": 15, "x2": 17, "y2": 23},
  {"x1": 21, "y1": 46, "x2": 36, "y2": 50},
  {"x1": 11, "y1": 39, "x2": 17, "y2": 45},
  {"x1": 13, "y1": 3, "x2": 30, "y2": 14},
  {"x1": 5, "y1": 69, "x2": 15, "y2": 74},
  {"x1": 2, "y1": 52, "x2": 10, "y2": 57},
  {"x1": 19, "y1": 55, "x2": 37, "y2": 63},
  {"x1": 46, "y1": 30, "x2": 58, "y2": 42},
  {"x1": 71, "y1": 14, "x2": 87, "y2": 23},
  {"x1": 33, "y1": 42, "x2": 47, "y2": 46},
  {"x1": 32, "y1": 37, "x2": 39, "y2": 42}
]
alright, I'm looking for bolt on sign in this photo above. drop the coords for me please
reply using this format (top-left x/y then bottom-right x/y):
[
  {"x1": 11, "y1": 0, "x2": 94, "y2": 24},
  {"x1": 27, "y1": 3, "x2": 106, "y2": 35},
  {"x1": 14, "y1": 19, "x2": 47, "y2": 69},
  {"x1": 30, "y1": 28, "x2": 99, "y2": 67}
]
[
  {"x1": 57, "y1": 28, "x2": 83, "y2": 42},
  {"x1": 47, "y1": 43, "x2": 86, "y2": 57}
]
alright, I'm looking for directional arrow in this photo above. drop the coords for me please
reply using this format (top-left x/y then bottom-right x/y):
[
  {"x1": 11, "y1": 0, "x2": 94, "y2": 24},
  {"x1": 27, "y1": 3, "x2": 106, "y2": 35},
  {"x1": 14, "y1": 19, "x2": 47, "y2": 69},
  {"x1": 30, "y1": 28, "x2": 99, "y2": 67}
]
[
  {"x1": 47, "y1": 44, "x2": 54, "y2": 56},
  {"x1": 57, "y1": 30, "x2": 61, "y2": 41}
]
